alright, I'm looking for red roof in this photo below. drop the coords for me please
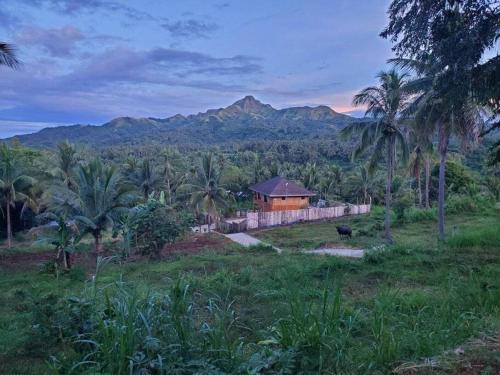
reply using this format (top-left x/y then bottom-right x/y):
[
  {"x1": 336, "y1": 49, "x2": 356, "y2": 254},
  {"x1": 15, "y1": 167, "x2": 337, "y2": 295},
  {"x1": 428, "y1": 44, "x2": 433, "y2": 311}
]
[{"x1": 249, "y1": 176, "x2": 316, "y2": 197}]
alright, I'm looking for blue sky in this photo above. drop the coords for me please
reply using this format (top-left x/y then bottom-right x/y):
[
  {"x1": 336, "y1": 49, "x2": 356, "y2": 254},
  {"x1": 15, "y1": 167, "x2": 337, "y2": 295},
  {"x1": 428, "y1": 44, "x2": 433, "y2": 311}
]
[{"x1": 0, "y1": 0, "x2": 392, "y2": 138}]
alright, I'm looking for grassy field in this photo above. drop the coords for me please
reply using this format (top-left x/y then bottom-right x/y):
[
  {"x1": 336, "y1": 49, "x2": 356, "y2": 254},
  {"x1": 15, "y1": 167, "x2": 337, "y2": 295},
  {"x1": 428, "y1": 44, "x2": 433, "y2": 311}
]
[{"x1": 0, "y1": 209, "x2": 499, "y2": 374}]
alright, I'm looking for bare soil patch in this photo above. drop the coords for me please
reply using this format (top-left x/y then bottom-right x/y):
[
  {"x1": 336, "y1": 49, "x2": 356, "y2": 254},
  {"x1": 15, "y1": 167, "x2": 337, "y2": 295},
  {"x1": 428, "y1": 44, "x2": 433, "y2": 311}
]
[
  {"x1": 0, "y1": 234, "x2": 230, "y2": 271},
  {"x1": 162, "y1": 233, "x2": 231, "y2": 255}
]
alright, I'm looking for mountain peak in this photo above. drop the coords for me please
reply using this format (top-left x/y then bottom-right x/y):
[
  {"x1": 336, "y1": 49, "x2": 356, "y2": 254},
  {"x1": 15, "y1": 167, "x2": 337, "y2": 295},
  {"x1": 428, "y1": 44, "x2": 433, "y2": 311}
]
[{"x1": 230, "y1": 95, "x2": 275, "y2": 114}]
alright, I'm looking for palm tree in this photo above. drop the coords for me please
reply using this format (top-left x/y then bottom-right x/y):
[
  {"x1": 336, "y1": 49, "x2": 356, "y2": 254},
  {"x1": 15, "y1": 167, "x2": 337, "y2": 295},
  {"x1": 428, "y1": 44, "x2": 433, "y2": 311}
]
[
  {"x1": 0, "y1": 145, "x2": 36, "y2": 248},
  {"x1": 341, "y1": 69, "x2": 410, "y2": 242},
  {"x1": 319, "y1": 165, "x2": 342, "y2": 201},
  {"x1": 51, "y1": 141, "x2": 78, "y2": 188},
  {"x1": 0, "y1": 42, "x2": 20, "y2": 69},
  {"x1": 383, "y1": 2, "x2": 495, "y2": 241},
  {"x1": 53, "y1": 159, "x2": 134, "y2": 253},
  {"x1": 408, "y1": 145, "x2": 424, "y2": 207},
  {"x1": 182, "y1": 153, "x2": 229, "y2": 232},
  {"x1": 302, "y1": 162, "x2": 319, "y2": 191},
  {"x1": 406, "y1": 120, "x2": 435, "y2": 208},
  {"x1": 162, "y1": 148, "x2": 186, "y2": 205},
  {"x1": 128, "y1": 159, "x2": 161, "y2": 199},
  {"x1": 32, "y1": 213, "x2": 80, "y2": 269},
  {"x1": 358, "y1": 165, "x2": 371, "y2": 204},
  {"x1": 395, "y1": 56, "x2": 483, "y2": 240}
]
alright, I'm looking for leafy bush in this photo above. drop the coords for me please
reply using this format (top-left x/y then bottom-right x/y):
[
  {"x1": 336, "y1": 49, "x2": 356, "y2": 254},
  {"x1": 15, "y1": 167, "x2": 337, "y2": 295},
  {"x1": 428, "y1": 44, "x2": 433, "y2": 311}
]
[
  {"x1": 393, "y1": 191, "x2": 413, "y2": 221},
  {"x1": 404, "y1": 207, "x2": 437, "y2": 223},
  {"x1": 364, "y1": 244, "x2": 389, "y2": 264},
  {"x1": 431, "y1": 160, "x2": 475, "y2": 195},
  {"x1": 446, "y1": 193, "x2": 494, "y2": 214},
  {"x1": 130, "y1": 199, "x2": 192, "y2": 257}
]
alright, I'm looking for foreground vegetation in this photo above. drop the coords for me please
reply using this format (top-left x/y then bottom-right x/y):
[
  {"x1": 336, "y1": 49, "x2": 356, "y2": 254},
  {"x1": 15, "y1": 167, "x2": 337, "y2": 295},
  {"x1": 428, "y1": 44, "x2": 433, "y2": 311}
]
[{"x1": 1, "y1": 210, "x2": 498, "y2": 374}]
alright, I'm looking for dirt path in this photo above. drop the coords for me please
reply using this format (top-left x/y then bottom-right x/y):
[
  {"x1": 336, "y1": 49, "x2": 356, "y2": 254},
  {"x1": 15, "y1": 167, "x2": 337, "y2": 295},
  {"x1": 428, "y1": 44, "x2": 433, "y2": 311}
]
[{"x1": 223, "y1": 233, "x2": 282, "y2": 253}]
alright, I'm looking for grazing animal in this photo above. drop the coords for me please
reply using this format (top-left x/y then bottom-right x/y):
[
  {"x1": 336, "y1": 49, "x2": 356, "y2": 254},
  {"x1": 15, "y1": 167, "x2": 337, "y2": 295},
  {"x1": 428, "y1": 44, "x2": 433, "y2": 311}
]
[{"x1": 336, "y1": 225, "x2": 352, "y2": 239}]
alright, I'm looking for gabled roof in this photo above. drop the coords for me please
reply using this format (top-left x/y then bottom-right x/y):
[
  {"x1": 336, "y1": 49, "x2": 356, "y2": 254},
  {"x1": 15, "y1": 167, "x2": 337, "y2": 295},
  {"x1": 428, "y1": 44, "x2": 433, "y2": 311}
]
[{"x1": 249, "y1": 176, "x2": 316, "y2": 197}]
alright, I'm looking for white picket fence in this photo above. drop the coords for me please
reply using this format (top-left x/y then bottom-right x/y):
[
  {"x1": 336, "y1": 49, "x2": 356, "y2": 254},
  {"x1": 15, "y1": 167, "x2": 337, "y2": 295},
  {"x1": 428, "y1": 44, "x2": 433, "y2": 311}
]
[{"x1": 246, "y1": 204, "x2": 371, "y2": 230}]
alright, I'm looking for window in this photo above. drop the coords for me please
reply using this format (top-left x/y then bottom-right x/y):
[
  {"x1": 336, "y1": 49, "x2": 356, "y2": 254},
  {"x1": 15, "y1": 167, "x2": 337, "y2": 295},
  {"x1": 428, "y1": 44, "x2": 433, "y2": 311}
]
[
  {"x1": 264, "y1": 195, "x2": 268, "y2": 202},
  {"x1": 301, "y1": 196, "x2": 305, "y2": 200},
  {"x1": 257, "y1": 193, "x2": 261, "y2": 200},
  {"x1": 281, "y1": 197, "x2": 286, "y2": 200}
]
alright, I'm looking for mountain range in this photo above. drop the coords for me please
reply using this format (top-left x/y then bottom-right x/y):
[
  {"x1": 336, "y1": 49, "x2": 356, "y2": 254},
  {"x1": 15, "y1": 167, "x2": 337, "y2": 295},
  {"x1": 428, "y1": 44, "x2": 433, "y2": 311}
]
[{"x1": 9, "y1": 96, "x2": 357, "y2": 148}]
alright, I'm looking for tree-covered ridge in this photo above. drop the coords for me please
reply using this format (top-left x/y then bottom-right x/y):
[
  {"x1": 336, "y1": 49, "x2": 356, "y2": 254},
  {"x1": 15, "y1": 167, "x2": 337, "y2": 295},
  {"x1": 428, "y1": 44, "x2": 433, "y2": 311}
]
[{"x1": 8, "y1": 96, "x2": 356, "y2": 148}]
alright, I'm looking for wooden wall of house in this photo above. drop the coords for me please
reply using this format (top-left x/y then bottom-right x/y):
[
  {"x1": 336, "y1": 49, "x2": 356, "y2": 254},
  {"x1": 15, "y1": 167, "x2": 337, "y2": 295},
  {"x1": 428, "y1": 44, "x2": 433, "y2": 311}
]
[{"x1": 253, "y1": 194, "x2": 310, "y2": 212}]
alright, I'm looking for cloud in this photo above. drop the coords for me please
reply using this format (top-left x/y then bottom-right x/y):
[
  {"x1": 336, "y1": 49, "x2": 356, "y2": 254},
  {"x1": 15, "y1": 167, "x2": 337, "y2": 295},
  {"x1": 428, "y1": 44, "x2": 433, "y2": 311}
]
[
  {"x1": 61, "y1": 48, "x2": 262, "y2": 87},
  {"x1": 0, "y1": 46, "x2": 264, "y2": 122},
  {"x1": 17, "y1": 0, "x2": 154, "y2": 21},
  {"x1": 16, "y1": 25, "x2": 85, "y2": 57},
  {"x1": 214, "y1": 2, "x2": 230, "y2": 10},
  {"x1": 161, "y1": 19, "x2": 219, "y2": 39}
]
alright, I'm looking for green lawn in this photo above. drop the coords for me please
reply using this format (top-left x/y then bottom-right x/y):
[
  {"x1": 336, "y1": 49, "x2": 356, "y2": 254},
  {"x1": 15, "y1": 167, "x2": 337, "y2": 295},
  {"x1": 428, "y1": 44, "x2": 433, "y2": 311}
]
[{"x1": 0, "y1": 209, "x2": 499, "y2": 374}]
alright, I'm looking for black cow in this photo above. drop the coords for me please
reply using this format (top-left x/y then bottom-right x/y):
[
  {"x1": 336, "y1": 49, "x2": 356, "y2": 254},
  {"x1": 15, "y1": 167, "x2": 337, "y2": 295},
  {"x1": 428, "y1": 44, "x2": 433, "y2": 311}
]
[{"x1": 336, "y1": 225, "x2": 352, "y2": 239}]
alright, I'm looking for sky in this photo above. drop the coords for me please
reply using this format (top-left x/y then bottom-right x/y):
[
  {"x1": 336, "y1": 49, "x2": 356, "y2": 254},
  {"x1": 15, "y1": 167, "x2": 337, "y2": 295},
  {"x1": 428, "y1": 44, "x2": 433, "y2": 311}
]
[{"x1": 0, "y1": 0, "x2": 393, "y2": 138}]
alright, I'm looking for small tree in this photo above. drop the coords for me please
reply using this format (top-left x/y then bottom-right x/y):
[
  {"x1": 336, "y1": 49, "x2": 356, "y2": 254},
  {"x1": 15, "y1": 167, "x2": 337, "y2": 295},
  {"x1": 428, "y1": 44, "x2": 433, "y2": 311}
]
[
  {"x1": 130, "y1": 196, "x2": 191, "y2": 258},
  {"x1": 33, "y1": 213, "x2": 81, "y2": 269},
  {"x1": 0, "y1": 144, "x2": 36, "y2": 248},
  {"x1": 52, "y1": 159, "x2": 135, "y2": 253},
  {"x1": 182, "y1": 153, "x2": 230, "y2": 232}
]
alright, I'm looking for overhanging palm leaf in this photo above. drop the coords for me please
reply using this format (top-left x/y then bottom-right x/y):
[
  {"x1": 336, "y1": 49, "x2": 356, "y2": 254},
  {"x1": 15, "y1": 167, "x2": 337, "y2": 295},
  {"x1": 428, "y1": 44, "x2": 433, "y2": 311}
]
[{"x1": 0, "y1": 42, "x2": 20, "y2": 69}]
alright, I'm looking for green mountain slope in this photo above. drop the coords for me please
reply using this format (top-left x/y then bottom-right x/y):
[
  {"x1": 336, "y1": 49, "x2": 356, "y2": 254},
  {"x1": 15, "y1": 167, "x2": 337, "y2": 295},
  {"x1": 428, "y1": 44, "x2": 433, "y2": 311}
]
[{"x1": 11, "y1": 96, "x2": 357, "y2": 148}]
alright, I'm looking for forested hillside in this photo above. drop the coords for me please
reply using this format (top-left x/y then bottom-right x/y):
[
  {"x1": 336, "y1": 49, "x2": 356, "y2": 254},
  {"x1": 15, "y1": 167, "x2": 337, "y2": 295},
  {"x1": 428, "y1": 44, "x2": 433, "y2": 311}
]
[{"x1": 9, "y1": 96, "x2": 356, "y2": 148}]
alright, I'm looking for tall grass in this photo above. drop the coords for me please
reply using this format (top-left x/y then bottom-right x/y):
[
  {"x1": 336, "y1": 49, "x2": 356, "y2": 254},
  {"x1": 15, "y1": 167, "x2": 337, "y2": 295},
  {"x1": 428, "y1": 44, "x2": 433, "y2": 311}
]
[
  {"x1": 5, "y1": 214, "x2": 498, "y2": 374},
  {"x1": 38, "y1": 269, "x2": 498, "y2": 374},
  {"x1": 447, "y1": 226, "x2": 500, "y2": 249}
]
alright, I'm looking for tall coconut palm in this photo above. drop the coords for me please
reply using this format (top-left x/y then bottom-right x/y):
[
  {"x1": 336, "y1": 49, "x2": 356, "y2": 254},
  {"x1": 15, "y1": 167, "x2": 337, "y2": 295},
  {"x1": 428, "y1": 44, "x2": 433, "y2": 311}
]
[
  {"x1": 302, "y1": 162, "x2": 319, "y2": 191},
  {"x1": 383, "y1": 1, "x2": 495, "y2": 241},
  {"x1": 51, "y1": 141, "x2": 78, "y2": 188},
  {"x1": 162, "y1": 148, "x2": 186, "y2": 205},
  {"x1": 395, "y1": 55, "x2": 483, "y2": 240},
  {"x1": 358, "y1": 165, "x2": 371, "y2": 204},
  {"x1": 341, "y1": 69, "x2": 410, "y2": 242},
  {"x1": 408, "y1": 145, "x2": 424, "y2": 207},
  {"x1": 128, "y1": 159, "x2": 162, "y2": 199},
  {"x1": 52, "y1": 159, "x2": 135, "y2": 253},
  {"x1": 406, "y1": 120, "x2": 435, "y2": 209},
  {"x1": 182, "y1": 153, "x2": 229, "y2": 232},
  {"x1": 0, "y1": 145, "x2": 36, "y2": 248},
  {"x1": 0, "y1": 42, "x2": 20, "y2": 69}
]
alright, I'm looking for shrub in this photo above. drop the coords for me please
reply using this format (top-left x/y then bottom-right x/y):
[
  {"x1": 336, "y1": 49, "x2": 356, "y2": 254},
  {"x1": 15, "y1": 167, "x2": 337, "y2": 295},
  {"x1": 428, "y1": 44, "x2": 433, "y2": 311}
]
[
  {"x1": 131, "y1": 199, "x2": 192, "y2": 257},
  {"x1": 393, "y1": 191, "x2": 413, "y2": 221},
  {"x1": 364, "y1": 244, "x2": 389, "y2": 264},
  {"x1": 446, "y1": 193, "x2": 494, "y2": 214},
  {"x1": 404, "y1": 207, "x2": 437, "y2": 223}
]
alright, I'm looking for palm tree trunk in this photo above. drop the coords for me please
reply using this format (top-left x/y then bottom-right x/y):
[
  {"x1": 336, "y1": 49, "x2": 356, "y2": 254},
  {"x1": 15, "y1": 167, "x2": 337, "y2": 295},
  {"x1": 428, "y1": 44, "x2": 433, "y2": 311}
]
[
  {"x1": 64, "y1": 251, "x2": 71, "y2": 269},
  {"x1": 438, "y1": 123, "x2": 448, "y2": 242},
  {"x1": 417, "y1": 170, "x2": 422, "y2": 208},
  {"x1": 6, "y1": 200, "x2": 12, "y2": 248},
  {"x1": 94, "y1": 232, "x2": 102, "y2": 253},
  {"x1": 207, "y1": 214, "x2": 211, "y2": 233},
  {"x1": 424, "y1": 157, "x2": 431, "y2": 209},
  {"x1": 385, "y1": 136, "x2": 395, "y2": 243}
]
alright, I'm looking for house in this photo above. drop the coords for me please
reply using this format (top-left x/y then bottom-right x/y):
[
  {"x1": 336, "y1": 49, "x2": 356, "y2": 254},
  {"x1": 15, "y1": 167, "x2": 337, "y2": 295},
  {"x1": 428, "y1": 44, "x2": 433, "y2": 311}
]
[{"x1": 249, "y1": 176, "x2": 316, "y2": 212}]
